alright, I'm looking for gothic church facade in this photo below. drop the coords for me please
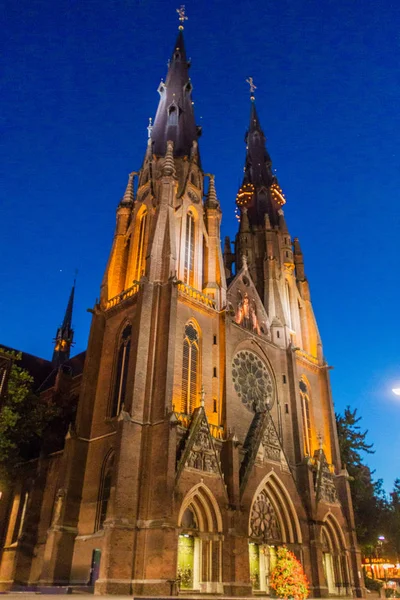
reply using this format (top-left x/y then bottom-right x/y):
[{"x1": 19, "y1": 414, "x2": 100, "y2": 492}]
[{"x1": 0, "y1": 25, "x2": 364, "y2": 598}]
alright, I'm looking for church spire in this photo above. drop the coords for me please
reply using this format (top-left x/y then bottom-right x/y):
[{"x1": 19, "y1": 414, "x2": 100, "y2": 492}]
[
  {"x1": 52, "y1": 280, "x2": 75, "y2": 367},
  {"x1": 151, "y1": 23, "x2": 200, "y2": 157},
  {"x1": 236, "y1": 91, "x2": 286, "y2": 228}
]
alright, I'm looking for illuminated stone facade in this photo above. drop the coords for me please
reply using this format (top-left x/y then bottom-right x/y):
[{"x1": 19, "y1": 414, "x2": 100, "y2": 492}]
[{"x1": 0, "y1": 26, "x2": 364, "y2": 598}]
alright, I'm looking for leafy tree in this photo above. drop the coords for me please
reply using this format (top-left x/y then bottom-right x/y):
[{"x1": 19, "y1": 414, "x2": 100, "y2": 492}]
[
  {"x1": 389, "y1": 479, "x2": 400, "y2": 558},
  {"x1": 336, "y1": 407, "x2": 389, "y2": 549},
  {"x1": 0, "y1": 349, "x2": 59, "y2": 478},
  {"x1": 270, "y1": 546, "x2": 309, "y2": 600}
]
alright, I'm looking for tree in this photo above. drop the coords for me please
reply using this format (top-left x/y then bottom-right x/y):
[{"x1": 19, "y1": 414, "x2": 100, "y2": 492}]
[
  {"x1": 269, "y1": 546, "x2": 309, "y2": 600},
  {"x1": 0, "y1": 349, "x2": 59, "y2": 478},
  {"x1": 389, "y1": 479, "x2": 400, "y2": 558},
  {"x1": 336, "y1": 406, "x2": 388, "y2": 549}
]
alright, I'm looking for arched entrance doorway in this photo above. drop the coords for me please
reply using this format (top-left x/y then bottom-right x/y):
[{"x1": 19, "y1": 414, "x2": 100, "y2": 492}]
[
  {"x1": 321, "y1": 514, "x2": 350, "y2": 596},
  {"x1": 248, "y1": 473, "x2": 302, "y2": 593},
  {"x1": 177, "y1": 484, "x2": 223, "y2": 594}
]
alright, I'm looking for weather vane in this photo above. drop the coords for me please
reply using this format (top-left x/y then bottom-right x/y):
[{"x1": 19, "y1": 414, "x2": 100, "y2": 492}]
[
  {"x1": 246, "y1": 77, "x2": 257, "y2": 100},
  {"x1": 176, "y1": 5, "x2": 188, "y2": 30}
]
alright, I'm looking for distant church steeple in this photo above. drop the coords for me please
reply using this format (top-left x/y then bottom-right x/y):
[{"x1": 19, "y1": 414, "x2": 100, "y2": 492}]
[
  {"x1": 151, "y1": 26, "x2": 200, "y2": 157},
  {"x1": 52, "y1": 281, "x2": 75, "y2": 366}
]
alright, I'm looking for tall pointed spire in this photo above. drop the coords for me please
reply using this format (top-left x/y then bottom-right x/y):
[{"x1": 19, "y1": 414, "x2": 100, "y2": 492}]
[
  {"x1": 236, "y1": 93, "x2": 286, "y2": 227},
  {"x1": 151, "y1": 23, "x2": 200, "y2": 157},
  {"x1": 52, "y1": 281, "x2": 75, "y2": 367}
]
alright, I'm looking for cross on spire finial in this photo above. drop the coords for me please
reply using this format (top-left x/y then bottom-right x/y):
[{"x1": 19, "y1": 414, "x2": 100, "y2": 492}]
[
  {"x1": 246, "y1": 77, "x2": 257, "y2": 101},
  {"x1": 147, "y1": 117, "x2": 153, "y2": 139},
  {"x1": 176, "y1": 5, "x2": 188, "y2": 30}
]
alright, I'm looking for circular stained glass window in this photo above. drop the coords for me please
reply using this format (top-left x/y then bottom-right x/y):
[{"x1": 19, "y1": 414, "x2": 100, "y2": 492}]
[{"x1": 231, "y1": 350, "x2": 274, "y2": 412}]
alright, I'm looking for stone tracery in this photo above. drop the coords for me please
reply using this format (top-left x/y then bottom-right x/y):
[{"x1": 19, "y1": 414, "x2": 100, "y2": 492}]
[{"x1": 232, "y1": 350, "x2": 274, "y2": 412}]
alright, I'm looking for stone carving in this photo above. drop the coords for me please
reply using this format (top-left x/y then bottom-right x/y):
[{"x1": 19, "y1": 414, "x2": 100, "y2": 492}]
[
  {"x1": 187, "y1": 188, "x2": 199, "y2": 204},
  {"x1": 314, "y1": 451, "x2": 339, "y2": 504},
  {"x1": 249, "y1": 490, "x2": 281, "y2": 542},
  {"x1": 185, "y1": 416, "x2": 219, "y2": 474},
  {"x1": 232, "y1": 350, "x2": 274, "y2": 412},
  {"x1": 262, "y1": 418, "x2": 281, "y2": 462},
  {"x1": 235, "y1": 291, "x2": 261, "y2": 335}
]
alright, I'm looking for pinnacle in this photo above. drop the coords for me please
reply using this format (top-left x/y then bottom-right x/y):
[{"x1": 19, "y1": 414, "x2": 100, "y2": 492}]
[
  {"x1": 120, "y1": 172, "x2": 135, "y2": 205},
  {"x1": 162, "y1": 140, "x2": 176, "y2": 176},
  {"x1": 205, "y1": 175, "x2": 219, "y2": 209}
]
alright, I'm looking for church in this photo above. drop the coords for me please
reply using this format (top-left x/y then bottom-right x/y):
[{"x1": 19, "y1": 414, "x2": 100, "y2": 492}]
[{"x1": 0, "y1": 18, "x2": 364, "y2": 598}]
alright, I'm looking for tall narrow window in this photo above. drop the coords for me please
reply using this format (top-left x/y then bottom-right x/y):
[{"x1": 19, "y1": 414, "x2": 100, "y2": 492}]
[
  {"x1": 11, "y1": 491, "x2": 29, "y2": 543},
  {"x1": 299, "y1": 380, "x2": 312, "y2": 456},
  {"x1": 111, "y1": 325, "x2": 131, "y2": 417},
  {"x1": 135, "y1": 211, "x2": 148, "y2": 280},
  {"x1": 181, "y1": 322, "x2": 200, "y2": 414},
  {"x1": 184, "y1": 211, "x2": 195, "y2": 286},
  {"x1": 96, "y1": 452, "x2": 114, "y2": 531},
  {"x1": 285, "y1": 280, "x2": 292, "y2": 329},
  {"x1": 168, "y1": 104, "x2": 178, "y2": 126}
]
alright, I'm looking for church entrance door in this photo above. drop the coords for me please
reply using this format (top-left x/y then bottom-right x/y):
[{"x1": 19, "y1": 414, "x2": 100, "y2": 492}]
[
  {"x1": 249, "y1": 542, "x2": 277, "y2": 593},
  {"x1": 323, "y1": 552, "x2": 337, "y2": 595},
  {"x1": 177, "y1": 534, "x2": 200, "y2": 591}
]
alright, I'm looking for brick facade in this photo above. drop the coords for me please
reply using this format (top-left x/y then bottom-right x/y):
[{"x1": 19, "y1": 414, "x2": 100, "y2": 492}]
[{"x1": 0, "y1": 26, "x2": 364, "y2": 598}]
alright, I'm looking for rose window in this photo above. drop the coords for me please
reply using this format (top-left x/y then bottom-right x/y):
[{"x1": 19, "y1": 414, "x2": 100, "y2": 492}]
[
  {"x1": 232, "y1": 350, "x2": 274, "y2": 412},
  {"x1": 249, "y1": 490, "x2": 281, "y2": 542}
]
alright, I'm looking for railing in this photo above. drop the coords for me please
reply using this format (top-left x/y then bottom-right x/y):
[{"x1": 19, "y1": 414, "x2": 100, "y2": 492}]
[
  {"x1": 175, "y1": 411, "x2": 225, "y2": 440},
  {"x1": 294, "y1": 348, "x2": 319, "y2": 365},
  {"x1": 106, "y1": 283, "x2": 139, "y2": 310},
  {"x1": 177, "y1": 283, "x2": 216, "y2": 309}
]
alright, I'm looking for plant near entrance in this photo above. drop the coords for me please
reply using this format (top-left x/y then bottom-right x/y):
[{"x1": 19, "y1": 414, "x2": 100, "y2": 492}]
[{"x1": 270, "y1": 546, "x2": 309, "y2": 600}]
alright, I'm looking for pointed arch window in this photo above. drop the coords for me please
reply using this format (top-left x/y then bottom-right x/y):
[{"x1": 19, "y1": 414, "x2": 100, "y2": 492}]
[
  {"x1": 181, "y1": 322, "x2": 200, "y2": 414},
  {"x1": 285, "y1": 280, "x2": 292, "y2": 329},
  {"x1": 299, "y1": 380, "x2": 312, "y2": 456},
  {"x1": 135, "y1": 210, "x2": 148, "y2": 280},
  {"x1": 184, "y1": 211, "x2": 195, "y2": 286},
  {"x1": 168, "y1": 104, "x2": 178, "y2": 126},
  {"x1": 111, "y1": 325, "x2": 131, "y2": 417},
  {"x1": 96, "y1": 451, "x2": 114, "y2": 531}
]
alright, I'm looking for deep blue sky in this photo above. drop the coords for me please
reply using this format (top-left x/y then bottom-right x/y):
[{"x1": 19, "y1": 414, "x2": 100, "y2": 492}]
[{"x1": 2, "y1": 0, "x2": 399, "y2": 492}]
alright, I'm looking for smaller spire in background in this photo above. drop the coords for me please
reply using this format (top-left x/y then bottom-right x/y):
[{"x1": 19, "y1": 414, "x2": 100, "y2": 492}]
[{"x1": 52, "y1": 278, "x2": 76, "y2": 367}]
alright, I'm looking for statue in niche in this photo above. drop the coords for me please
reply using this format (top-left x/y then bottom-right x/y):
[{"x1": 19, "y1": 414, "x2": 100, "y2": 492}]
[{"x1": 235, "y1": 292, "x2": 261, "y2": 335}]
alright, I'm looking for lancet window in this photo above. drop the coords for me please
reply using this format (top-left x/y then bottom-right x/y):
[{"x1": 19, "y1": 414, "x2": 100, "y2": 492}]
[
  {"x1": 111, "y1": 324, "x2": 131, "y2": 417},
  {"x1": 181, "y1": 322, "x2": 200, "y2": 414},
  {"x1": 184, "y1": 211, "x2": 195, "y2": 286},
  {"x1": 299, "y1": 380, "x2": 312, "y2": 456},
  {"x1": 96, "y1": 451, "x2": 114, "y2": 531},
  {"x1": 135, "y1": 210, "x2": 148, "y2": 281},
  {"x1": 285, "y1": 280, "x2": 292, "y2": 329}
]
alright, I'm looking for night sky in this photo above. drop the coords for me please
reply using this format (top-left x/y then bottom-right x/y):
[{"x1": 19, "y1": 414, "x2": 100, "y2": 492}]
[{"x1": 2, "y1": 0, "x2": 399, "y2": 492}]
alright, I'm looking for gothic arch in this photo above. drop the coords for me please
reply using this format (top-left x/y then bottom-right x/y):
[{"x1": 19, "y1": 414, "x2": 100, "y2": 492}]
[
  {"x1": 321, "y1": 512, "x2": 350, "y2": 593},
  {"x1": 181, "y1": 320, "x2": 202, "y2": 415},
  {"x1": 299, "y1": 375, "x2": 314, "y2": 457},
  {"x1": 95, "y1": 449, "x2": 115, "y2": 531},
  {"x1": 178, "y1": 483, "x2": 223, "y2": 533},
  {"x1": 321, "y1": 512, "x2": 346, "y2": 551},
  {"x1": 249, "y1": 472, "x2": 302, "y2": 544},
  {"x1": 109, "y1": 321, "x2": 132, "y2": 417}
]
